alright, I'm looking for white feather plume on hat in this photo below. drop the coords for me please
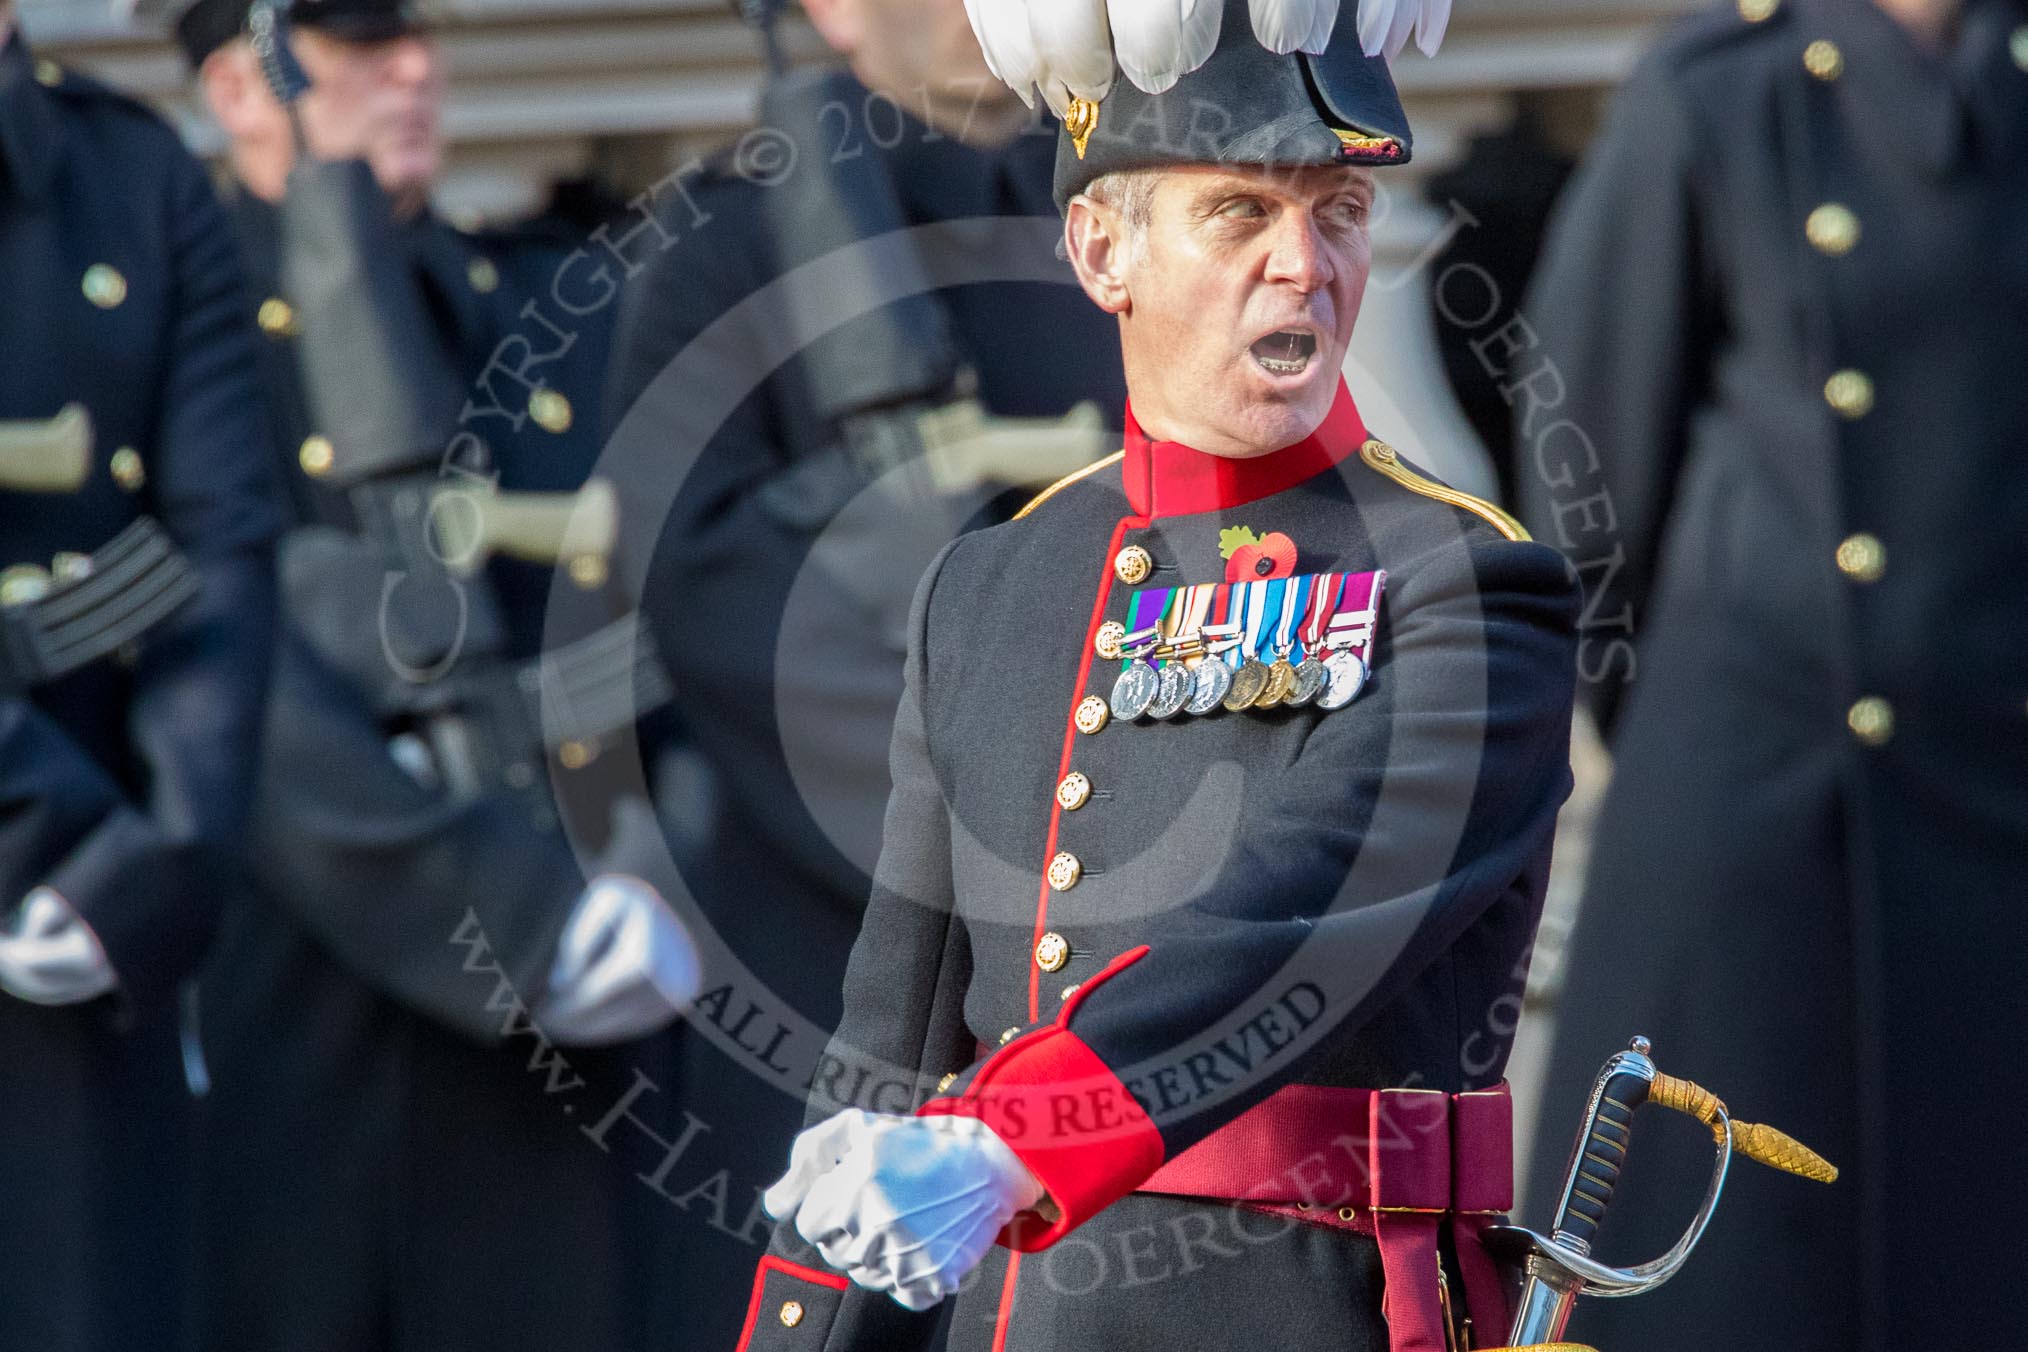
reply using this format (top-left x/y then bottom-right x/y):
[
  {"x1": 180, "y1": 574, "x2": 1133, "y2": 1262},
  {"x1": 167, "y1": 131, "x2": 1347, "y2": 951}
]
[
  {"x1": 1027, "y1": 0, "x2": 1119, "y2": 114},
  {"x1": 965, "y1": 0, "x2": 1449, "y2": 110},
  {"x1": 1109, "y1": 0, "x2": 1224, "y2": 96},
  {"x1": 1354, "y1": 0, "x2": 1450, "y2": 61}
]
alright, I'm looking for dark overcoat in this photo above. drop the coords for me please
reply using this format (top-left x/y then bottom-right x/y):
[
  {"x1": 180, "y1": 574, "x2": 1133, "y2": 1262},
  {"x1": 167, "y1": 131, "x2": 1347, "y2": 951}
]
[
  {"x1": 1514, "y1": 3, "x2": 2028, "y2": 1350},
  {"x1": 603, "y1": 81, "x2": 1128, "y2": 1352},
  {"x1": 737, "y1": 386, "x2": 1579, "y2": 1352},
  {"x1": 195, "y1": 190, "x2": 656, "y2": 1352},
  {"x1": 0, "y1": 32, "x2": 280, "y2": 1352}
]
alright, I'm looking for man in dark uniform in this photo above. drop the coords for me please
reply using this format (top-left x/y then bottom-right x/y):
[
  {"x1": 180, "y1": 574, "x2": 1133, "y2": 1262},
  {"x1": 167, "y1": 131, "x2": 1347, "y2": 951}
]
[
  {"x1": 0, "y1": 3, "x2": 283, "y2": 1347},
  {"x1": 174, "y1": 3, "x2": 698, "y2": 1349},
  {"x1": 1508, "y1": 1, "x2": 2028, "y2": 1349},
  {"x1": 601, "y1": 1, "x2": 1125, "y2": 1344},
  {"x1": 731, "y1": 3, "x2": 1580, "y2": 1350}
]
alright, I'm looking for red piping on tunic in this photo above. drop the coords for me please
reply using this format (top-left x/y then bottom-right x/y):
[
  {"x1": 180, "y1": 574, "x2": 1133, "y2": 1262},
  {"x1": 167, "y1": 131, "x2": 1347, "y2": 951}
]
[
  {"x1": 1029, "y1": 512, "x2": 1142, "y2": 1022},
  {"x1": 988, "y1": 1253, "x2": 1022, "y2": 1352}
]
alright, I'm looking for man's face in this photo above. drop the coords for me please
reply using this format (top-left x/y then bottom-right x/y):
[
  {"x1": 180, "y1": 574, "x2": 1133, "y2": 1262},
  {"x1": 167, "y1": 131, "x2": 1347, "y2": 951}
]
[
  {"x1": 290, "y1": 27, "x2": 445, "y2": 203},
  {"x1": 1109, "y1": 165, "x2": 1374, "y2": 456}
]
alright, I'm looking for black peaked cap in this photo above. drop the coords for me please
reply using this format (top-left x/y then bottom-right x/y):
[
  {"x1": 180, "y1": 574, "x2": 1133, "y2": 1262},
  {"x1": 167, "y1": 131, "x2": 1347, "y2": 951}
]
[
  {"x1": 176, "y1": 0, "x2": 422, "y2": 70},
  {"x1": 1054, "y1": 0, "x2": 1412, "y2": 208}
]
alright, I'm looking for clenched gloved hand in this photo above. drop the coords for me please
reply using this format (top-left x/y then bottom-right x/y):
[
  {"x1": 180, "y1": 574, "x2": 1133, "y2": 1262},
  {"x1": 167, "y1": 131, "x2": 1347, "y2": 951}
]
[{"x1": 763, "y1": 1108, "x2": 1046, "y2": 1310}]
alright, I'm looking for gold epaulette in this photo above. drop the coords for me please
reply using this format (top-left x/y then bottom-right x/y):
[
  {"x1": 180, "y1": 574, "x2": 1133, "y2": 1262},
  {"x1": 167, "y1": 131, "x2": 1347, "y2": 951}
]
[
  {"x1": 1358, "y1": 439, "x2": 1531, "y2": 542},
  {"x1": 1014, "y1": 450, "x2": 1124, "y2": 521}
]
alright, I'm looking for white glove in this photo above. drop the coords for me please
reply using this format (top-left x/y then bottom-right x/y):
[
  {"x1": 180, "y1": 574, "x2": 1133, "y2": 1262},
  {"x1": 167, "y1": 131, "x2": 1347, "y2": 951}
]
[
  {"x1": 0, "y1": 887, "x2": 117, "y2": 1006},
  {"x1": 533, "y1": 874, "x2": 700, "y2": 1044},
  {"x1": 764, "y1": 1109, "x2": 1046, "y2": 1311}
]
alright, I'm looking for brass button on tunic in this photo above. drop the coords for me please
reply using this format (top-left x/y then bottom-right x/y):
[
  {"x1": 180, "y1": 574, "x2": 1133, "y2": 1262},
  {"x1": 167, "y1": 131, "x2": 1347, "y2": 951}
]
[
  {"x1": 1056, "y1": 771, "x2": 1093, "y2": 811},
  {"x1": 1847, "y1": 696, "x2": 1895, "y2": 746}
]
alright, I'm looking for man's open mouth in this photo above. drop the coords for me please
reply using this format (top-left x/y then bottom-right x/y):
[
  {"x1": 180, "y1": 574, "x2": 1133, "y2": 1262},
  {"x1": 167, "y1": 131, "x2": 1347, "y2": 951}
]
[{"x1": 1250, "y1": 330, "x2": 1319, "y2": 377}]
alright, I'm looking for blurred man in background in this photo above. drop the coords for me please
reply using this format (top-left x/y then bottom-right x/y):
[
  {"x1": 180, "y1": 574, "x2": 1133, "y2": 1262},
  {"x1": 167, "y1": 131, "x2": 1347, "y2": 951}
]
[
  {"x1": 1513, "y1": 1, "x2": 2028, "y2": 1349},
  {"x1": 0, "y1": 0, "x2": 282, "y2": 1345},
  {"x1": 602, "y1": 0, "x2": 1125, "y2": 1345},
  {"x1": 177, "y1": 1, "x2": 696, "y2": 1348}
]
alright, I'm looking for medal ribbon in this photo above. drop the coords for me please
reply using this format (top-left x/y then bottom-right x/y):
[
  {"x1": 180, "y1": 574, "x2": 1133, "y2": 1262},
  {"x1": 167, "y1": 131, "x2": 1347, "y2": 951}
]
[
  {"x1": 1127, "y1": 587, "x2": 1177, "y2": 665},
  {"x1": 1157, "y1": 586, "x2": 1190, "y2": 666},
  {"x1": 1227, "y1": 581, "x2": 1260, "y2": 669},
  {"x1": 1249, "y1": 579, "x2": 1286, "y2": 663},
  {"x1": 1300, "y1": 571, "x2": 1343, "y2": 661},
  {"x1": 1175, "y1": 583, "x2": 1216, "y2": 666},
  {"x1": 1326, "y1": 571, "x2": 1388, "y2": 663},
  {"x1": 1275, "y1": 574, "x2": 1312, "y2": 659}
]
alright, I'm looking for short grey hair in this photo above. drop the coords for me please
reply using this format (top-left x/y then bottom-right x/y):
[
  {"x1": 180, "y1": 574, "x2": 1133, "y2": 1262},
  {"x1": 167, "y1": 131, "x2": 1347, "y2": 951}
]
[
  {"x1": 1080, "y1": 170, "x2": 1159, "y2": 232},
  {"x1": 1065, "y1": 168, "x2": 1160, "y2": 261}
]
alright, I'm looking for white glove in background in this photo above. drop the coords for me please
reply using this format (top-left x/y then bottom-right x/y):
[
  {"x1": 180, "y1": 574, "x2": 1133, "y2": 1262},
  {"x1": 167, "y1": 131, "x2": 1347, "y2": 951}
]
[
  {"x1": 534, "y1": 874, "x2": 700, "y2": 1044},
  {"x1": 0, "y1": 887, "x2": 117, "y2": 1006},
  {"x1": 764, "y1": 1109, "x2": 1046, "y2": 1311}
]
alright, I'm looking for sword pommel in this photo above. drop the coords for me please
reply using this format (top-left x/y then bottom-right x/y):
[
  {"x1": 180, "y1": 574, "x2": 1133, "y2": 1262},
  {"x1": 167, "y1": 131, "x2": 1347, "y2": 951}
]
[{"x1": 1651, "y1": 1074, "x2": 1837, "y2": 1184}]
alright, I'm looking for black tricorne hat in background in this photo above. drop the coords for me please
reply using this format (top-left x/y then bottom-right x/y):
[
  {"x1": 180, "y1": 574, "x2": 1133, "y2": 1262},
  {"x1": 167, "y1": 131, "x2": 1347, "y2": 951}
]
[
  {"x1": 1054, "y1": 0, "x2": 1412, "y2": 208},
  {"x1": 175, "y1": 0, "x2": 423, "y2": 71}
]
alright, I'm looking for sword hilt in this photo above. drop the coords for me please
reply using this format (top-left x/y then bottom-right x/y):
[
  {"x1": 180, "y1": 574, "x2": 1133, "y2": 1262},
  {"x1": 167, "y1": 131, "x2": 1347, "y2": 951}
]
[
  {"x1": 1548, "y1": 1042, "x2": 1654, "y2": 1254},
  {"x1": 1493, "y1": 1036, "x2": 1839, "y2": 1348}
]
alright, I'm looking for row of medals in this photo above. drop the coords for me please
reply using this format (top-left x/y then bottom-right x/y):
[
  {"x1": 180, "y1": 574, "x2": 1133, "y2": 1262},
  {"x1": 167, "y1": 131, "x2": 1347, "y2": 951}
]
[{"x1": 1097, "y1": 618, "x2": 1369, "y2": 724}]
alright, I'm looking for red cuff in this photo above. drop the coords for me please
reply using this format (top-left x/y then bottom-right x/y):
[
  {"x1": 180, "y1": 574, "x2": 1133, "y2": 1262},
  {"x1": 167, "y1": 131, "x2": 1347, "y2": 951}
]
[{"x1": 917, "y1": 947, "x2": 1164, "y2": 1251}]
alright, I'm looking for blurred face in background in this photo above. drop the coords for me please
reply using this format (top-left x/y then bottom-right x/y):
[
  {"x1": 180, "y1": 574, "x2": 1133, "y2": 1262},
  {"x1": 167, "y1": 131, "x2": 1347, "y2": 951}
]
[
  {"x1": 1872, "y1": 0, "x2": 1962, "y2": 48},
  {"x1": 801, "y1": 0, "x2": 1030, "y2": 144},
  {"x1": 200, "y1": 26, "x2": 446, "y2": 215}
]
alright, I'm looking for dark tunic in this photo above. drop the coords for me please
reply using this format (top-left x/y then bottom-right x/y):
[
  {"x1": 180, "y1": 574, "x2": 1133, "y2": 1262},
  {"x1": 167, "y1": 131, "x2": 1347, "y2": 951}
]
[
  {"x1": 0, "y1": 33, "x2": 281, "y2": 1352},
  {"x1": 1512, "y1": 3, "x2": 2028, "y2": 1349},
  {"x1": 195, "y1": 190, "x2": 653, "y2": 1352},
  {"x1": 736, "y1": 385, "x2": 1579, "y2": 1352},
  {"x1": 603, "y1": 78, "x2": 1127, "y2": 1352}
]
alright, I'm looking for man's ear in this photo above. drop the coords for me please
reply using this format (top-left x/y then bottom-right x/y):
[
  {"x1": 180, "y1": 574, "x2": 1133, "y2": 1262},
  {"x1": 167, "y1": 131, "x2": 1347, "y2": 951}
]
[
  {"x1": 800, "y1": 0, "x2": 862, "y2": 57},
  {"x1": 197, "y1": 43, "x2": 266, "y2": 136},
  {"x1": 1064, "y1": 196, "x2": 1131, "y2": 317}
]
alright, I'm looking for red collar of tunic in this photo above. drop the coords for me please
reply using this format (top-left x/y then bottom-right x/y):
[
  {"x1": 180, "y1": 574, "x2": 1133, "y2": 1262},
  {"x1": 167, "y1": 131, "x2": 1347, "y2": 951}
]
[{"x1": 1120, "y1": 380, "x2": 1369, "y2": 519}]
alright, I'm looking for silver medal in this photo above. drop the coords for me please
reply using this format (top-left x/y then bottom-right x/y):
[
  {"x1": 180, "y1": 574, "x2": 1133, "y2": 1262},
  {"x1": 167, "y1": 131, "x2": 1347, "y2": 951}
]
[
  {"x1": 1148, "y1": 663, "x2": 1193, "y2": 720},
  {"x1": 1109, "y1": 661, "x2": 1160, "y2": 721},
  {"x1": 1284, "y1": 657, "x2": 1329, "y2": 708},
  {"x1": 1186, "y1": 660, "x2": 1233, "y2": 716},
  {"x1": 1315, "y1": 651, "x2": 1369, "y2": 711}
]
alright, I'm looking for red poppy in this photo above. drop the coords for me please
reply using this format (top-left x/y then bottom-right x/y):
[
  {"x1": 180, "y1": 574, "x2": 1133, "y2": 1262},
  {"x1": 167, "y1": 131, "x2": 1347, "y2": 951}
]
[{"x1": 1225, "y1": 531, "x2": 1297, "y2": 583}]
